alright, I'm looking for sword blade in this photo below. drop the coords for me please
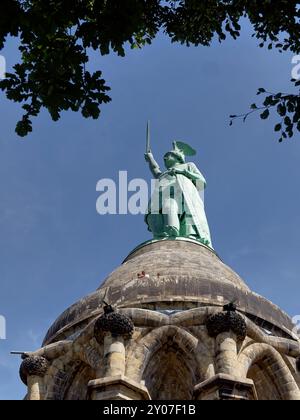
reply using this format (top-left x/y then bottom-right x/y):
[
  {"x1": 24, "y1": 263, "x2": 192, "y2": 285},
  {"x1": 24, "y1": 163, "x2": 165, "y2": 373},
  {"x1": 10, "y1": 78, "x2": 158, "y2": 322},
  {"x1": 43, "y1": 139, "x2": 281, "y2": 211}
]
[{"x1": 146, "y1": 120, "x2": 151, "y2": 153}]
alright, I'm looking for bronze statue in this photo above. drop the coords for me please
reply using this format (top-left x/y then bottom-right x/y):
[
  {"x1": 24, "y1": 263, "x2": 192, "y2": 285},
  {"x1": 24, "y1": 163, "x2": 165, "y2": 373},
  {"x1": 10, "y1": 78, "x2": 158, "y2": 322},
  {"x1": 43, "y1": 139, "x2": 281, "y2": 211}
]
[{"x1": 144, "y1": 123, "x2": 212, "y2": 248}]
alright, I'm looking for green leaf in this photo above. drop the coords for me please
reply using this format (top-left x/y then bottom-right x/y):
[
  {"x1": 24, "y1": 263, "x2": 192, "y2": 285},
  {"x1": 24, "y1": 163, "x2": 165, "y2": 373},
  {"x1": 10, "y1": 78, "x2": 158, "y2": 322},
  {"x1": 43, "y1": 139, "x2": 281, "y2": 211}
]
[
  {"x1": 274, "y1": 123, "x2": 282, "y2": 132},
  {"x1": 277, "y1": 104, "x2": 286, "y2": 116},
  {"x1": 260, "y1": 109, "x2": 270, "y2": 120},
  {"x1": 257, "y1": 88, "x2": 266, "y2": 94}
]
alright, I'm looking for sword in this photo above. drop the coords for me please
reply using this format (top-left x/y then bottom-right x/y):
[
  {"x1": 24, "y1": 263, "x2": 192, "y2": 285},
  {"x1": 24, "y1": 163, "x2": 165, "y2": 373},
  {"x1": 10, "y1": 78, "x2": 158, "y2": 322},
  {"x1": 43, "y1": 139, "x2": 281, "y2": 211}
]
[
  {"x1": 10, "y1": 351, "x2": 30, "y2": 359},
  {"x1": 146, "y1": 120, "x2": 151, "y2": 154}
]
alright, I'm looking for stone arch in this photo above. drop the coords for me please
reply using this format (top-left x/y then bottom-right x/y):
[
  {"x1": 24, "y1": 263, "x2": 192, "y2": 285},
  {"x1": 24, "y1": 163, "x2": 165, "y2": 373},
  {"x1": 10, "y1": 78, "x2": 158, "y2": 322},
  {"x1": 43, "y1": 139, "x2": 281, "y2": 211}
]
[
  {"x1": 126, "y1": 325, "x2": 214, "y2": 400},
  {"x1": 238, "y1": 344, "x2": 300, "y2": 400},
  {"x1": 63, "y1": 363, "x2": 96, "y2": 400},
  {"x1": 45, "y1": 359, "x2": 96, "y2": 400},
  {"x1": 282, "y1": 354, "x2": 300, "y2": 389}
]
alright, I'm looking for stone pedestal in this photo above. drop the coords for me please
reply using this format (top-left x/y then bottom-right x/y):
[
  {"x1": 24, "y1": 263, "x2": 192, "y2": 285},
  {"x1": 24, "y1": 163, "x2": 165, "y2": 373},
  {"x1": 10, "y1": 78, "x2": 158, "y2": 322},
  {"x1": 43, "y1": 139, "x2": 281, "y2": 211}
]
[
  {"x1": 194, "y1": 374, "x2": 257, "y2": 400},
  {"x1": 88, "y1": 375, "x2": 151, "y2": 400},
  {"x1": 28, "y1": 240, "x2": 300, "y2": 400}
]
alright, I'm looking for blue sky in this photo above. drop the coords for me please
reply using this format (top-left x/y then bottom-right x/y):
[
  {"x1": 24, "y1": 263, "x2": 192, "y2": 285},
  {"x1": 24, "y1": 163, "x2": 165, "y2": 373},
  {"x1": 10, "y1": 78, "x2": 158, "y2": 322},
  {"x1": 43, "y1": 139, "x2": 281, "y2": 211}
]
[{"x1": 0, "y1": 22, "x2": 300, "y2": 399}]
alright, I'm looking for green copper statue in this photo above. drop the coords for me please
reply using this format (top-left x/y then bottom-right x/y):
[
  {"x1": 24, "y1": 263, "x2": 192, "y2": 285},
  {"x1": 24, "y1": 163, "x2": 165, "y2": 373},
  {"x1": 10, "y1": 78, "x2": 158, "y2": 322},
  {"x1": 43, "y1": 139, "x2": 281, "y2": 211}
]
[{"x1": 144, "y1": 123, "x2": 212, "y2": 248}]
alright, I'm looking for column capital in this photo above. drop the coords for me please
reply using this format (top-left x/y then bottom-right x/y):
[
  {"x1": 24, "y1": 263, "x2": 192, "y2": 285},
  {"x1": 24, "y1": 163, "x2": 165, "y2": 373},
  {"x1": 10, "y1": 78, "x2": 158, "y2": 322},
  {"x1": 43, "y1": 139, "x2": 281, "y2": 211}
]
[
  {"x1": 94, "y1": 310, "x2": 134, "y2": 344},
  {"x1": 20, "y1": 356, "x2": 49, "y2": 385},
  {"x1": 206, "y1": 310, "x2": 247, "y2": 341}
]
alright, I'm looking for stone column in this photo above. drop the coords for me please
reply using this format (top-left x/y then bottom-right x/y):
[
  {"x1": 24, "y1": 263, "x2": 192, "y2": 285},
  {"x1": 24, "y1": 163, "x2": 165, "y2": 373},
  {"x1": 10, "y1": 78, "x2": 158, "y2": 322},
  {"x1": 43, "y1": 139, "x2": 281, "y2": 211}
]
[
  {"x1": 103, "y1": 334, "x2": 126, "y2": 377},
  {"x1": 89, "y1": 305, "x2": 151, "y2": 400},
  {"x1": 194, "y1": 305, "x2": 257, "y2": 400},
  {"x1": 215, "y1": 331, "x2": 238, "y2": 376},
  {"x1": 20, "y1": 356, "x2": 49, "y2": 400}
]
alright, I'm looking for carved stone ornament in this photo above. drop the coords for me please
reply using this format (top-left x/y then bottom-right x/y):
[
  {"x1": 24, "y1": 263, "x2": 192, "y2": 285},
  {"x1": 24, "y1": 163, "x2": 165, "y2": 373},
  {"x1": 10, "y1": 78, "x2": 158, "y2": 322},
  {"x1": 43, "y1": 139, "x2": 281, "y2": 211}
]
[
  {"x1": 20, "y1": 356, "x2": 49, "y2": 385},
  {"x1": 94, "y1": 307, "x2": 134, "y2": 343},
  {"x1": 206, "y1": 309, "x2": 247, "y2": 341}
]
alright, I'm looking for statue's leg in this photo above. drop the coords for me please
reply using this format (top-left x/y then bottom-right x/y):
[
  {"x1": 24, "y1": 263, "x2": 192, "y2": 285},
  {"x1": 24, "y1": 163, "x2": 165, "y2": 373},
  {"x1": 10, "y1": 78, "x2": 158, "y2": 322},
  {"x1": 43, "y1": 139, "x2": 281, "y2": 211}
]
[
  {"x1": 162, "y1": 198, "x2": 180, "y2": 236},
  {"x1": 180, "y1": 213, "x2": 197, "y2": 237},
  {"x1": 146, "y1": 213, "x2": 165, "y2": 238}
]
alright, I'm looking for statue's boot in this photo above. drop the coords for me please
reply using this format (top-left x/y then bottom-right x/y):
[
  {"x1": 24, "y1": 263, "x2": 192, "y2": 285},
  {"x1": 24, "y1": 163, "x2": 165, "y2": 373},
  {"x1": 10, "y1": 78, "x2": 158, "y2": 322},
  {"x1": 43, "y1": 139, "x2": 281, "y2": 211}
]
[{"x1": 165, "y1": 226, "x2": 180, "y2": 237}]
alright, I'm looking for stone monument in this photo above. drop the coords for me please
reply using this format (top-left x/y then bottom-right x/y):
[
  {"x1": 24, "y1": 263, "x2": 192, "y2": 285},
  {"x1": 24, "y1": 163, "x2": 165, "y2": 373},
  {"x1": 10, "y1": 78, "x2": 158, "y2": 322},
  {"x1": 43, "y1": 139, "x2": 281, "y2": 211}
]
[{"x1": 18, "y1": 135, "x2": 300, "y2": 400}]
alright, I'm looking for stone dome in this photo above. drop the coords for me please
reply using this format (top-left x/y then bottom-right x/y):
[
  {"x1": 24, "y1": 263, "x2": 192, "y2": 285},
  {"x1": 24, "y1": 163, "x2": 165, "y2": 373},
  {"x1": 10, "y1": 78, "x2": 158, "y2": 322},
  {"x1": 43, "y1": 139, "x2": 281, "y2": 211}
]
[{"x1": 43, "y1": 239, "x2": 295, "y2": 345}]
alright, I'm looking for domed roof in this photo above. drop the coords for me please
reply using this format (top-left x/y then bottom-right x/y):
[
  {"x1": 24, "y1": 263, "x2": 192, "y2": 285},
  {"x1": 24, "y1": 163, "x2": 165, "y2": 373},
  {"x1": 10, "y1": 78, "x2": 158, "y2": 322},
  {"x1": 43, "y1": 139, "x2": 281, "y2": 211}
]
[
  {"x1": 101, "y1": 238, "x2": 250, "y2": 292},
  {"x1": 43, "y1": 239, "x2": 295, "y2": 345}
]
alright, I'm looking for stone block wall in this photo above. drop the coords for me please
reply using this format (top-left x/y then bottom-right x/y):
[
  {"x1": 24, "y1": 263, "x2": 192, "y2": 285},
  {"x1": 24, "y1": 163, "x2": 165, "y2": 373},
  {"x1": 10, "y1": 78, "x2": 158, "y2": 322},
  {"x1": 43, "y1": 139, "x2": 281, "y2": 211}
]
[{"x1": 20, "y1": 306, "x2": 300, "y2": 400}]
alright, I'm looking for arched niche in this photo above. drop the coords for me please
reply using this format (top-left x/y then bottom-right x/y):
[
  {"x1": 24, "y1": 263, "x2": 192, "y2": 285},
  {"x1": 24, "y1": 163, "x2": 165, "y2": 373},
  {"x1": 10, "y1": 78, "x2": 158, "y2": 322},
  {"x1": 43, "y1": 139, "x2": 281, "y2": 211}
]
[
  {"x1": 131, "y1": 325, "x2": 213, "y2": 400},
  {"x1": 239, "y1": 343, "x2": 300, "y2": 401},
  {"x1": 46, "y1": 360, "x2": 96, "y2": 400}
]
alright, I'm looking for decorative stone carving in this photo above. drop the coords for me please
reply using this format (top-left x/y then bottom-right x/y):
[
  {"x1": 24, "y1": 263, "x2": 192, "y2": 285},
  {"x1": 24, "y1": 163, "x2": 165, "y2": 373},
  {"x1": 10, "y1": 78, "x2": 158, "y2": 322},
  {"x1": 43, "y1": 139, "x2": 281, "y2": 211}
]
[
  {"x1": 94, "y1": 305, "x2": 134, "y2": 343},
  {"x1": 296, "y1": 357, "x2": 300, "y2": 372},
  {"x1": 206, "y1": 305, "x2": 247, "y2": 341},
  {"x1": 20, "y1": 356, "x2": 49, "y2": 385}
]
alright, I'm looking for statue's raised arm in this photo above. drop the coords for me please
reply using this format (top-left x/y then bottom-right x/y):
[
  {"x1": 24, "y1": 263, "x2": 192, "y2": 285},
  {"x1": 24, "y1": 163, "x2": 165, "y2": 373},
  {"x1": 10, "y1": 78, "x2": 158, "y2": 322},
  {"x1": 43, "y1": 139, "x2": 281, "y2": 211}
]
[
  {"x1": 144, "y1": 121, "x2": 162, "y2": 178},
  {"x1": 145, "y1": 151, "x2": 162, "y2": 178}
]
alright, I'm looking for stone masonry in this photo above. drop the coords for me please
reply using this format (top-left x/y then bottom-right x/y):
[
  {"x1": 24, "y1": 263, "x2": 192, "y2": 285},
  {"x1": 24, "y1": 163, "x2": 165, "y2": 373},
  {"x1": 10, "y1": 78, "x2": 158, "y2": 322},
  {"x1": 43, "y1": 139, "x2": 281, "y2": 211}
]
[{"x1": 20, "y1": 239, "x2": 300, "y2": 400}]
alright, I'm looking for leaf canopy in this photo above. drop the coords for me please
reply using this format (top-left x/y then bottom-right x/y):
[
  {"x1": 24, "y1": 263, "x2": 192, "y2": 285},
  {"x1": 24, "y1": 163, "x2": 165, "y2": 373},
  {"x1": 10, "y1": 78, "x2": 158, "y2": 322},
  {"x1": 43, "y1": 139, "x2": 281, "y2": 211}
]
[{"x1": 0, "y1": 1, "x2": 300, "y2": 137}]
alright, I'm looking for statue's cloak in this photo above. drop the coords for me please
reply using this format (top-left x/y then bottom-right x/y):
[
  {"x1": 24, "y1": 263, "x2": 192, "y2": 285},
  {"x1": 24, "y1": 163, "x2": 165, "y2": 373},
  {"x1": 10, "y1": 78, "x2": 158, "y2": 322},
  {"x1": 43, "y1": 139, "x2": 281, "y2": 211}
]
[
  {"x1": 176, "y1": 171, "x2": 212, "y2": 247},
  {"x1": 147, "y1": 162, "x2": 212, "y2": 247}
]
